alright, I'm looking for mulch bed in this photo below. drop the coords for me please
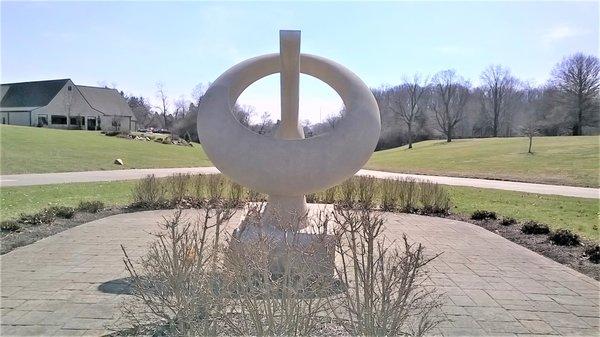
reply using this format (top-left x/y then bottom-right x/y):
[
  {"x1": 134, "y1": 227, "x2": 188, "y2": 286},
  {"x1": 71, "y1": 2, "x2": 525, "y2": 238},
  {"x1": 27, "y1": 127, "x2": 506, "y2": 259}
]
[
  {"x1": 0, "y1": 208, "x2": 123, "y2": 255},
  {"x1": 445, "y1": 213, "x2": 600, "y2": 281}
]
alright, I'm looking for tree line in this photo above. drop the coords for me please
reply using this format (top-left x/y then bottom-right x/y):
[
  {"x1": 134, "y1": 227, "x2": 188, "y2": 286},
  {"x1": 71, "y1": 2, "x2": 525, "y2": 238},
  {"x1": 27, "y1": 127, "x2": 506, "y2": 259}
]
[
  {"x1": 374, "y1": 53, "x2": 599, "y2": 150},
  {"x1": 123, "y1": 52, "x2": 599, "y2": 149}
]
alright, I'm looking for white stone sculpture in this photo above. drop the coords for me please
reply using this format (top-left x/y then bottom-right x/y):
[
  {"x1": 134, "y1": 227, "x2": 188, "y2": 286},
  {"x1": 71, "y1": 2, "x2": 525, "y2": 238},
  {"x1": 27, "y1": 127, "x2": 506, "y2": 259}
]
[{"x1": 197, "y1": 30, "x2": 381, "y2": 232}]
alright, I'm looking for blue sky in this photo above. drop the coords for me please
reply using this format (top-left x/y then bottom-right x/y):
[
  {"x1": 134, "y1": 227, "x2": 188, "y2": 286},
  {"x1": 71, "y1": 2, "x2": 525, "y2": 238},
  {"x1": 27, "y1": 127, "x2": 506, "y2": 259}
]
[{"x1": 1, "y1": 1, "x2": 598, "y2": 122}]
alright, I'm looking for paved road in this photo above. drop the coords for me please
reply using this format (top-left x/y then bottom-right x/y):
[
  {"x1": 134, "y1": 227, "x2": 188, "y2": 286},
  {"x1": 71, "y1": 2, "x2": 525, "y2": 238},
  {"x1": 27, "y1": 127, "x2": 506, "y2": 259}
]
[
  {"x1": 1, "y1": 166, "x2": 597, "y2": 199},
  {"x1": 1, "y1": 209, "x2": 598, "y2": 336}
]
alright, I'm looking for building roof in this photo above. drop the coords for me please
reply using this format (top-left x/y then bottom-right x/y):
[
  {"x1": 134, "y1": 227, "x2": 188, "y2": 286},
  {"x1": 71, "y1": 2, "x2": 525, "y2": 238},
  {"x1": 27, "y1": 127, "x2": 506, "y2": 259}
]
[
  {"x1": 0, "y1": 79, "x2": 69, "y2": 109},
  {"x1": 77, "y1": 86, "x2": 135, "y2": 119}
]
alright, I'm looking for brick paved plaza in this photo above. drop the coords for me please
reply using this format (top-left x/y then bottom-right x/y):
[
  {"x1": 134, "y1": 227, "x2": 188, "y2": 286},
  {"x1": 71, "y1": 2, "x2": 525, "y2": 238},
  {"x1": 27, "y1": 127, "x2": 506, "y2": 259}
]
[{"x1": 1, "y1": 209, "x2": 598, "y2": 336}]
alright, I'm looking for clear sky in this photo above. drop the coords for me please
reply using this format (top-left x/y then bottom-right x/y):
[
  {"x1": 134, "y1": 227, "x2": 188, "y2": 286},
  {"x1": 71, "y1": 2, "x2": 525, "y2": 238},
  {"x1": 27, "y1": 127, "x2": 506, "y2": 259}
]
[{"x1": 1, "y1": 1, "x2": 598, "y2": 123}]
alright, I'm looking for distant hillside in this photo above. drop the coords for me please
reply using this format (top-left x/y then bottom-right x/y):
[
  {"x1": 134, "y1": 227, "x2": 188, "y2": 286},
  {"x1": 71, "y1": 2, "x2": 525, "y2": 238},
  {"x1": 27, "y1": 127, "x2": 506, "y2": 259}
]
[
  {"x1": 0, "y1": 125, "x2": 211, "y2": 174},
  {"x1": 367, "y1": 136, "x2": 599, "y2": 187}
]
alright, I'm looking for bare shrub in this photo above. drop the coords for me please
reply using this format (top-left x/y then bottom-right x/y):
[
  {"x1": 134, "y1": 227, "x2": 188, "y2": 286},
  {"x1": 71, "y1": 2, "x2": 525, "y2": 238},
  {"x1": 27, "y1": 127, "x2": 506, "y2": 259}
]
[
  {"x1": 338, "y1": 178, "x2": 356, "y2": 209},
  {"x1": 119, "y1": 203, "x2": 237, "y2": 335},
  {"x1": 418, "y1": 181, "x2": 451, "y2": 214},
  {"x1": 398, "y1": 177, "x2": 419, "y2": 212},
  {"x1": 118, "y1": 197, "x2": 442, "y2": 336},
  {"x1": 227, "y1": 181, "x2": 245, "y2": 208},
  {"x1": 221, "y1": 231, "x2": 334, "y2": 336},
  {"x1": 131, "y1": 175, "x2": 167, "y2": 209},
  {"x1": 356, "y1": 176, "x2": 377, "y2": 210},
  {"x1": 305, "y1": 192, "x2": 319, "y2": 203},
  {"x1": 207, "y1": 174, "x2": 227, "y2": 202},
  {"x1": 192, "y1": 174, "x2": 207, "y2": 201},
  {"x1": 48, "y1": 205, "x2": 76, "y2": 219},
  {"x1": 77, "y1": 200, "x2": 105, "y2": 213},
  {"x1": 15, "y1": 214, "x2": 37, "y2": 229},
  {"x1": 1, "y1": 220, "x2": 21, "y2": 232},
  {"x1": 380, "y1": 179, "x2": 399, "y2": 211},
  {"x1": 248, "y1": 189, "x2": 267, "y2": 202},
  {"x1": 331, "y1": 208, "x2": 443, "y2": 336},
  {"x1": 167, "y1": 173, "x2": 191, "y2": 204},
  {"x1": 323, "y1": 185, "x2": 337, "y2": 204}
]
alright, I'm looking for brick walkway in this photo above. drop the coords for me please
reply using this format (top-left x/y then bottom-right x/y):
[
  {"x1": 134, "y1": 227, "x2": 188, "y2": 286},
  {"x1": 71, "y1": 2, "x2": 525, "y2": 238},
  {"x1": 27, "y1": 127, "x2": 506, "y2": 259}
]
[{"x1": 1, "y1": 210, "x2": 598, "y2": 336}]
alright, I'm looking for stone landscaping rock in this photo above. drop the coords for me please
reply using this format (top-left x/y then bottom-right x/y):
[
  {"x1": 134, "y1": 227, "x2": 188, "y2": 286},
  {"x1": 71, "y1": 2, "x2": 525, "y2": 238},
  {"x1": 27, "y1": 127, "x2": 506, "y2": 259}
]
[{"x1": 114, "y1": 158, "x2": 124, "y2": 166}]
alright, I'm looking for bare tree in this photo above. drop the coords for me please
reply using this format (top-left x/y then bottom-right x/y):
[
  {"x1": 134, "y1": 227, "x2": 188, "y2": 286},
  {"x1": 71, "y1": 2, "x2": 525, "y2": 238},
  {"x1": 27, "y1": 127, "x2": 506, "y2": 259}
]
[
  {"x1": 192, "y1": 82, "x2": 207, "y2": 104},
  {"x1": 551, "y1": 53, "x2": 600, "y2": 136},
  {"x1": 173, "y1": 95, "x2": 189, "y2": 120},
  {"x1": 431, "y1": 70, "x2": 470, "y2": 142},
  {"x1": 326, "y1": 109, "x2": 343, "y2": 130},
  {"x1": 388, "y1": 75, "x2": 429, "y2": 149},
  {"x1": 480, "y1": 65, "x2": 519, "y2": 137},
  {"x1": 110, "y1": 116, "x2": 122, "y2": 132},
  {"x1": 155, "y1": 82, "x2": 170, "y2": 129},
  {"x1": 519, "y1": 86, "x2": 542, "y2": 154},
  {"x1": 258, "y1": 111, "x2": 273, "y2": 135},
  {"x1": 233, "y1": 104, "x2": 254, "y2": 128}
]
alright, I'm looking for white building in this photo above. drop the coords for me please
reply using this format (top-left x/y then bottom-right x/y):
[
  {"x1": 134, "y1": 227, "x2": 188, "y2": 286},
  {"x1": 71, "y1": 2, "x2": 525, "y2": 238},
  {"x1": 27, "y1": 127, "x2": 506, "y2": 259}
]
[{"x1": 0, "y1": 79, "x2": 137, "y2": 132}]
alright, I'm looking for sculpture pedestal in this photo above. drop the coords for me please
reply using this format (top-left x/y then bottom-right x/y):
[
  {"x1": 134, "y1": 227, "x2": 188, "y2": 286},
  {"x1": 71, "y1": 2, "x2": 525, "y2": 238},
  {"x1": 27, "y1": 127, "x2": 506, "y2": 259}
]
[
  {"x1": 231, "y1": 204, "x2": 336, "y2": 277},
  {"x1": 261, "y1": 195, "x2": 309, "y2": 231}
]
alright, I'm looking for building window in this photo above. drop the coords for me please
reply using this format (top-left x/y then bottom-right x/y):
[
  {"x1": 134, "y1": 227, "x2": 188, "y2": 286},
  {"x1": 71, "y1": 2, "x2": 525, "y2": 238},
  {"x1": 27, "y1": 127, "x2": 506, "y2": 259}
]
[
  {"x1": 70, "y1": 116, "x2": 84, "y2": 125},
  {"x1": 51, "y1": 115, "x2": 67, "y2": 125},
  {"x1": 2, "y1": 117, "x2": 5, "y2": 124},
  {"x1": 38, "y1": 116, "x2": 48, "y2": 126},
  {"x1": 68, "y1": 86, "x2": 72, "y2": 91}
]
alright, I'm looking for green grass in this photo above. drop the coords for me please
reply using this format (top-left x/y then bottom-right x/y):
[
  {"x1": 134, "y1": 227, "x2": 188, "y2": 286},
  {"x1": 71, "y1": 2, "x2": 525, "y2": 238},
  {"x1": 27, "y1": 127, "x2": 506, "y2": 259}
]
[
  {"x1": 3, "y1": 126, "x2": 598, "y2": 189},
  {"x1": 0, "y1": 125, "x2": 211, "y2": 174},
  {"x1": 0, "y1": 180, "x2": 137, "y2": 219},
  {"x1": 367, "y1": 136, "x2": 600, "y2": 187},
  {"x1": 447, "y1": 186, "x2": 599, "y2": 240},
  {"x1": 1, "y1": 179, "x2": 597, "y2": 241}
]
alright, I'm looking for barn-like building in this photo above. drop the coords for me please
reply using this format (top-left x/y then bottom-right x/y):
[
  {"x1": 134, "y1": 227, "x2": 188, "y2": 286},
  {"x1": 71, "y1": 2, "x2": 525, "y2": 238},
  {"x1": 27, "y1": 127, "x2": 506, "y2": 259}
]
[{"x1": 0, "y1": 79, "x2": 136, "y2": 132}]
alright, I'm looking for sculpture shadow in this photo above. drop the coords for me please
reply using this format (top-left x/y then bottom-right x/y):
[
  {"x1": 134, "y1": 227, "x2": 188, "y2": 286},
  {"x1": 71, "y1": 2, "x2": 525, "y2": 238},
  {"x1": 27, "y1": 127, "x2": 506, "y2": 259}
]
[
  {"x1": 98, "y1": 275, "x2": 346, "y2": 299},
  {"x1": 98, "y1": 277, "x2": 136, "y2": 295}
]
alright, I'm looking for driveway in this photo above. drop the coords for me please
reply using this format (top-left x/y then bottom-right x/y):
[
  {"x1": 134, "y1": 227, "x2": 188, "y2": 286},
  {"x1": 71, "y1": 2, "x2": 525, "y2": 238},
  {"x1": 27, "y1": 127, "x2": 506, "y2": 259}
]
[{"x1": 0, "y1": 167, "x2": 598, "y2": 199}]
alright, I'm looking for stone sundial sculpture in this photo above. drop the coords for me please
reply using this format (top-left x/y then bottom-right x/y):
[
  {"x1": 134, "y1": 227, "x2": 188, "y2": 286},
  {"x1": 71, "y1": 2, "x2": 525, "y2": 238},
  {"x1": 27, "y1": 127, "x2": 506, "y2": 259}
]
[{"x1": 197, "y1": 30, "x2": 380, "y2": 257}]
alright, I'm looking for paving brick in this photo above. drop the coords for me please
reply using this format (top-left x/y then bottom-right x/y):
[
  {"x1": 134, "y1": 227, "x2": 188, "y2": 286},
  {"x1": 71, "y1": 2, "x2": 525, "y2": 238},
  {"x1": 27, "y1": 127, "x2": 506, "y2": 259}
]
[
  {"x1": 537, "y1": 312, "x2": 591, "y2": 328},
  {"x1": 441, "y1": 305, "x2": 469, "y2": 316},
  {"x1": 466, "y1": 307, "x2": 517, "y2": 322},
  {"x1": 561, "y1": 305, "x2": 600, "y2": 318},
  {"x1": 552, "y1": 326, "x2": 599, "y2": 336},
  {"x1": 16, "y1": 299, "x2": 69, "y2": 311},
  {"x1": 467, "y1": 290, "x2": 500, "y2": 307},
  {"x1": 520, "y1": 319, "x2": 557, "y2": 334},
  {"x1": 49, "y1": 329, "x2": 87, "y2": 336},
  {"x1": 0, "y1": 324, "x2": 60, "y2": 336},
  {"x1": 449, "y1": 295, "x2": 477, "y2": 307},
  {"x1": 0, "y1": 299, "x2": 25, "y2": 309},
  {"x1": 487, "y1": 290, "x2": 526, "y2": 300},
  {"x1": 13, "y1": 310, "x2": 55, "y2": 325},
  {"x1": 448, "y1": 315, "x2": 482, "y2": 328},
  {"x1": 62, "y1": 318, "x2": 110, "y2": 330},
  {"x1": 478, "y1": 320, "x2": 529, "y2": 334},
  {"x1": 550, "y1": 295, "x2": 596, "y2": 306},
  {"x1": 0, "y1": 310, "x2": 28, "y2": 324},
  {"x1": 509, "y1": 310, "x2": 540, "y2": 320},
  {"x1": 442, "y1": 327, "x2": 488, "y2": 336},
  {"x1": 580, "y1": 316, "x2": 599, "y2": 328}
]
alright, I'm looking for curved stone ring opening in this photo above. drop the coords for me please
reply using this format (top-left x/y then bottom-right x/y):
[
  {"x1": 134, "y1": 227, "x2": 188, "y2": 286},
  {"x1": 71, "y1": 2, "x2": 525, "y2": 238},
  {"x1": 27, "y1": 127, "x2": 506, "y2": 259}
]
[
  {"x1": 234, "y1": 74, "x2": 343, "y2": 138},
  {"x1": 197, "y1": 53, "x2": 380, "y2": 197}
]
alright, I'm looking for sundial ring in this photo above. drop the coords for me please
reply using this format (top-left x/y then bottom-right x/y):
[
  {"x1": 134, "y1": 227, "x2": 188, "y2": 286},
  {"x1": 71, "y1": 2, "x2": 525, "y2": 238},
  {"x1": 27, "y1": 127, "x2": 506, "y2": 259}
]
[{"x1": 197, "y1": 53, "x2": 381, "y2": 196}]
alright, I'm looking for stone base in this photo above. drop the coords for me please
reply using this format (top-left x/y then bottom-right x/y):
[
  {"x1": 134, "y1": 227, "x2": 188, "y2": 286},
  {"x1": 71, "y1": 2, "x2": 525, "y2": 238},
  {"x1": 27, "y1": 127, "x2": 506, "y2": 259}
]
[{"x1": 230, "y1": 204, "x2": 337, "y2": 277}]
